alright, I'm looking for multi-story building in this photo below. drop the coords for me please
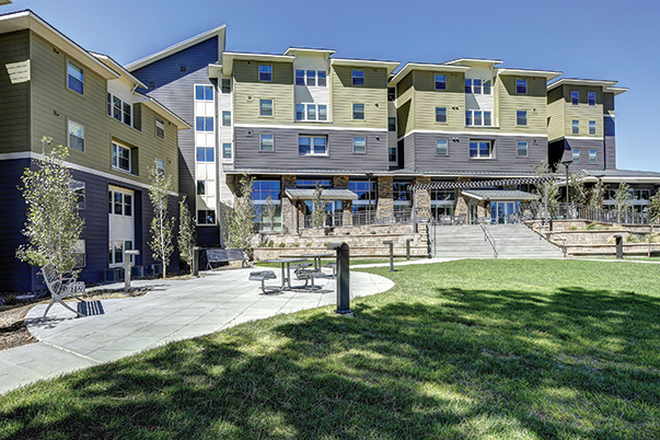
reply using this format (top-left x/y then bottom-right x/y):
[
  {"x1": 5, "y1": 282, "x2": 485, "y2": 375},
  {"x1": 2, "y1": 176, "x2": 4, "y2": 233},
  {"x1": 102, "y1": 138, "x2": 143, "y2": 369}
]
[{"x1": 0, "y1": 10, "x2": 189, "y2": 292}]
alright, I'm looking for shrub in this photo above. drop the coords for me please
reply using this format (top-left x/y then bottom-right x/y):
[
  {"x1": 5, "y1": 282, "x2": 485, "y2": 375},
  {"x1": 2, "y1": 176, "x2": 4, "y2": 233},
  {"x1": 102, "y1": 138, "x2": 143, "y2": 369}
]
[
  {"x1": 625, "y1": 235, "x2": 640, "y2": 243},
  {"x1": 267, "y1": 240, "x2": 274, "y2": 248},
  {"x1": 277, "y1": 242, "x2": 286, "y2": 248}
]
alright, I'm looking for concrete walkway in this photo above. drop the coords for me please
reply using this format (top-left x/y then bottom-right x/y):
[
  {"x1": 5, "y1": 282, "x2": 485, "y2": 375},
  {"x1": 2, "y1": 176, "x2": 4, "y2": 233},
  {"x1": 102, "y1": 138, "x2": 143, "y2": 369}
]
[{"x1": 0, "y1": 268, "x2": 393, "y2": 395}]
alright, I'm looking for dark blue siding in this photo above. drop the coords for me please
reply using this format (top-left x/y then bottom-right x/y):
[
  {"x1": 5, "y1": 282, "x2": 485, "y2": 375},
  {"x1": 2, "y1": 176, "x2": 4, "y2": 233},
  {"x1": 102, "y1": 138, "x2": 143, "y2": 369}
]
[{"x1": 197, "y1": 226, "x2": 220, "y2": 246}]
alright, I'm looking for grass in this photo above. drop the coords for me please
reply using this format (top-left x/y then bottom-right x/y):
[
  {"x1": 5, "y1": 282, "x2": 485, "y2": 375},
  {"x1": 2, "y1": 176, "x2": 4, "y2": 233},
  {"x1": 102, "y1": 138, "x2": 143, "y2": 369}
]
[{"x1": 1, "y1": 260, "x2": 660, "y2": 439}]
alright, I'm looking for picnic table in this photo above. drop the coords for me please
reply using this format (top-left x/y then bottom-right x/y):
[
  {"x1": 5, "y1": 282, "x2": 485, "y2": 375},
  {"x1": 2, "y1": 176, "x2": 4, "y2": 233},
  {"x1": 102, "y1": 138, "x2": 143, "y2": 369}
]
[
  {"x1": 290, "y1": 253, "x2": 334, "y2": 271},
  {"x1": 263, "y1": 258, "x2": 308, "y2": 290}
]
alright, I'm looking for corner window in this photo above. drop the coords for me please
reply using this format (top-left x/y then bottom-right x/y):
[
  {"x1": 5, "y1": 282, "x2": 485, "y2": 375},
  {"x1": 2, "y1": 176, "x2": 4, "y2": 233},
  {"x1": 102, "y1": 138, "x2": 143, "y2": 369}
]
[
  {"x1": 107, "y1": 93, "x2": 132, "y2": 127},
  {"x1": 67, "y1": 60, "x2": 84, "y2": 95},
  {"x1": 259, "y1": 65, "x2": 272, "y2": 82},
  {"x1": 435, "y1": 107, "x2": 447, "y2": 123},
  {"x1": 306, "y1": 70, "x2": 316, "y2": 86},
  {"x1": 295, "y1": 70, "x2": 305, "y2": 85},
  {"x1": 299, "y1": 136, "x2": 327, "y2": 156},
  {"x1": 352, "y1": 70, "x2": 364, "y2": 86},
  {"x1": 221, "y1": 79, "x2": 231, "y2": 94},
  {"x1": 353, "y1": 136, "x2": 366, "y2": 154},
  {"x1": 353, "y1": 103, "x2": 365, "y2": 120},
  {"x1": 196, "y1": 116, "x2": 214, "y2": 132},
  {"x1": 516, "y1": 79, "x2": 527, "y2": 94},
  {"x1": 69, "y1": 180, "x2": 85, "y2": 209},
  {"x1": 573, "y1": 149, "x2": 580, "y2": 163},
  {"x1": 483, "y1": 80, "x2": 491, "y2": 94},
  {"x1": 571, "y1": 91, "x2": 579, "y2": 105},
  {"x1": 195, "y1": 85, "x2": 214, "y2": 100},
  {"x1": 111, "y1": 143, "x2": 131, "y2": 172},
  {"x1": 435, "y1": 74, "x2": 446, "y2": 90},
  {"x1": 318, "y1": 105, "x2": 327, "y2": 121},
  {"x1": 307, "y1": 104, "x2": 316, "y2": 121},
  {"x1": 260, "y1": 99, "x2": 273, "y2": 117},
  {"x1": 484, "y1": 111, "x2": 492, "y2": 126},
  {"x1": 317, "y1": 71, "x2": 327, "y2": 87},
  {"x1": 469, "y1": 140, "x2": 493, "y2": 159},
  {"x1": 517, "y1": 141, "x2": 528, "y2": 157},
  {"x1": 589, "y1": 149, "x2": 597, "y2": 164},
  {"x1": 436, "y1": 139, "x2": 448, "y2": 155},
  {"x1": 588, "y1": 92, "x2": 596, "y2": 106},
  {"x1": 156, "y1": 158, "x2": 165, "y2": 175},
  {"x1": 260, "y1": 134, "x2": 274, "y2": 152},
  {"x1": 222, "y1": 111, "x2": 231, "y2": 126},
  {"x1": 68, "y1": 120, "x2": 85, "y2": 151},
  {"x1": 222, "y1": 143, "x2": 232, "y2": 159},
  {"x1": 197, "y1": 210, "x2": 216, "y2": 225},
  {"x1": 197, "y1": 180, "x2": 206, "y2": 195},
  {"x1": 295, "y1": 104, "x2": 304, "y2": 121},
  {"x1": 388, "y1": 117, "x2": 396, "y2": 132},
  {"x1": 473, "y1": 79, "x2": 482, "y2": 94},
  {"x1": 516, "y1": 110, "x2": 527, "y2": 126},
  {"x1": 465, "y1": 79, "x2": 472, "y2": 93},
  {"x1": 589, "y1": 120, "x2": 596, "y2": 135},
  {"x1": 572, "y1": 120, "x2": 580, "y2": 134},
  {"x1": 196, "y1": 147, "x2": 215, "y2": 162},
  {"x1": 155, "y1": 117, "x2": 165, "y2": 139}
]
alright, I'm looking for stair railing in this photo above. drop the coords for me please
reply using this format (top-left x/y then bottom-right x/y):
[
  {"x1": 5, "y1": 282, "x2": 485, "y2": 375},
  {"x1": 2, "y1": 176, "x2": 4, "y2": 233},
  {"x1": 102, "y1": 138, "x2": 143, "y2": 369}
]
[
  {"x1": 526, "y1": 220, "x2": 567, "y2": 258},
  {"x1": 476, "y1": 217, "x2": 498, "y2": 259}
]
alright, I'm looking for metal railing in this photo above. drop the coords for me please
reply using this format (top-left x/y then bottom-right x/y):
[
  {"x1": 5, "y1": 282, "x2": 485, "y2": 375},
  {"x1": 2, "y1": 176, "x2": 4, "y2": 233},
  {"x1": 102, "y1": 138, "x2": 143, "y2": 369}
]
[
  {"x1": 301, "y1": 208, "x2": 414, "y2": 229},
  {"x1": 526, "y1": 220, "x2": 567, "y2": 258},
  {"x1": 476, "y1": 217, "x2": 498, "y2": 258},
  {"x1": 555, "y1": 203, "x2": 648, "y2": 225}
]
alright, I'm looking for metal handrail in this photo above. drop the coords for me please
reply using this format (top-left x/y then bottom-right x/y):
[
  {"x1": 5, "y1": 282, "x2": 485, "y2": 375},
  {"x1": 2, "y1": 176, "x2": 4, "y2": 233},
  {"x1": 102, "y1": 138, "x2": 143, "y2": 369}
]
[
  {"x1": 526, "y1": 220, "x2": 567, "y2": 258},
  {"x1": 476, "y1": 218, "x2": 498, "y2": 258}
]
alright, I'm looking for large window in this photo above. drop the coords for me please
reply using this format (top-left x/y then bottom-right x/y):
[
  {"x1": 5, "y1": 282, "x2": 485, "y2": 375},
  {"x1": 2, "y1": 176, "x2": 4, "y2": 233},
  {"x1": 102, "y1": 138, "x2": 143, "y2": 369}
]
[
  {"x1": 155, "y1": 117, "x2": 165, "y2": 139},
  {"x1": 299, "y1": 136, "x2": 327, "y2": 155},
  {"x1": 108, "y1": 189, "x2": 133, "y2": 217},
  {"x1": 516, "y1": 79, "x2": 527, "y2": 94},
  {"x1": 588, "y1": 92, "x2": 596, "y2": 106},
  {"x1": 69, "y1": 180, "x2": 85, "y2": 209},
  {"x1": 296, "y1": 104, "x2": 304, "y2": 121},
  {"x1": 436, "y1": 138, "x2": 448, "y2": 155},
  {"x1": 435, "y1": 74, "x2": 446, "y2": 90},
  {"x1": 469, "y1": 140, "x2": 493, "y2": 158},
  {"x1": 353, "y1": 103, "x2": 365, "y2": 120},
  {"x1": 307, "y1": 104, "x2": 316, "y2": 120},
  {"x1": 353, "y1": 136, "x2": 366, "y2": 154},
  {"x1": 222, "y1": 143, "x2": 232, "y2": 159},
  {"x1": 572, "y1": 120, "x2": 580, "y2": 134},
  {"x1": 260, "y1": 99, "x2": 273, "y2": 117},
  {"x1": 466, "y1": 110, "x2": 491, "y2": 126},
  {"x1": 222, "y1": 111, "x2": 231, "y2": 126},
  {"x1": 68, "y1": 120, "x2": 85, "y2": 151},
  {"x1": 435, "y1": 107, "x2": 447, "y2": 123},
  {"x1": 196, "y1": 116, "x2": 214, "y2": 132},
  {"x1": 517, "y1": 141, "x2": 528, "y2": 157},
  {"x1": 67, "y1": 60, "x2": 84, "y2": 95},
  {"x1": 107, "y1": 93, "x2": 132, "y2": 126},
  {"x1": 196, "y1": 146, "x2": 215, "y2": 162},
  {"x1": 589, "y1": 120, "x2": 596, "y2": 135},
  {"x1": 197, "y1": 210, "x2": 216, "y2": 225},
  {"x1": 260, "y1": 134, "x2": 274, "y2": 152},
  {"x1": 259, "y1": 65, "x2": 272, "y2": 81},
  {"x1": 253, "y1": 180, "x2": 282, "y2": 231},
  {"x1": 111, "y1": 143, "x2": 131, "y2": 172},
  {"x1": 516, "y1": 110, "x2": 527, "y2": 126},
  {"x1": 571, "y1": 91, "x2": 579, "y2": 105},
  {"x1": 195, "y1": 85, "x2": 213, "y2": 100},
  {"x1": 352, "y1": 70, "x2": 364, "y2": 86}
]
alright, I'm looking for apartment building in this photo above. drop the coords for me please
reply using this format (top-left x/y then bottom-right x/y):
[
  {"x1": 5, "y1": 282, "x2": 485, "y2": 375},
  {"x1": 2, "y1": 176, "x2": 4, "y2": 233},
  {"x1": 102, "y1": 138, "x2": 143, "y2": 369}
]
[{"x1": 0, "y1": 10, "x2": 189, "y2": 292}]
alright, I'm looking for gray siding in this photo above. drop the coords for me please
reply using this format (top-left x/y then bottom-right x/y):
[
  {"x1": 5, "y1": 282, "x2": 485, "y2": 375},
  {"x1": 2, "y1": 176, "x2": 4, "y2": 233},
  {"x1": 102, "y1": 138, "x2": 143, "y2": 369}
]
[
  {"x1": 403, "y1": 135, "x2": 415, "y2": 170},
  {"x1": 565, "y1": 138, "x2": 605, "y2": 171},
  {"x1": 605, "y1": 136, "x2": 616, "y2": 170},
  {"x1": 233, "y1": 127, "x2": 389, "y2": 171}
]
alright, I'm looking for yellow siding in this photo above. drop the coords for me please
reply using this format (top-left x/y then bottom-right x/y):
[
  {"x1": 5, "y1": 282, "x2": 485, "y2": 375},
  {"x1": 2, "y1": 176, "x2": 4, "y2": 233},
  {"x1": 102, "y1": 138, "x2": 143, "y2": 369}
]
[
  {"x1": 603, "y1": 92, "x2": 615, "y2": 117},
  {"x1": 497, "y1": 75, "x2": 547, "y2": 133},
  {"x1": 547, "y1": 87, "x2": 564, "y2": 141},
  {"x1": 233, "y1": 60, "x2": 294, "y2": 125},
  {"x1": 396, "y1": 87, "x2": 414, "y2": 138},
  {"x1": 331, "y1": 65, "x2": 388, "y2": 128},
  {"x1": 562, "y1": 86, "x2": 603, "y2": 137},
  {"x1": 412, "y1": 70, "x2": 465, "y2": 131}
]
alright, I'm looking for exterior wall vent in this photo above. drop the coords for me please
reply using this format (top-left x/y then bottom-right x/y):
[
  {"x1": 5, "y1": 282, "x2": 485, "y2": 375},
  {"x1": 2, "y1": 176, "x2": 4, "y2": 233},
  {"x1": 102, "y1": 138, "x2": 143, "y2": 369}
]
[{"x1": 246, "y1": 129, "x2": 254, "y2": 137}]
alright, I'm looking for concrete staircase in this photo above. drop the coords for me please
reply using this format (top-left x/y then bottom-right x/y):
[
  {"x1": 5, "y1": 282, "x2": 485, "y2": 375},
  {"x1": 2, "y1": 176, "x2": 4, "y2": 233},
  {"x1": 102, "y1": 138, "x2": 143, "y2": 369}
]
[{"x1": 430, "y1": 223, "x2": 563, "y2": 259}]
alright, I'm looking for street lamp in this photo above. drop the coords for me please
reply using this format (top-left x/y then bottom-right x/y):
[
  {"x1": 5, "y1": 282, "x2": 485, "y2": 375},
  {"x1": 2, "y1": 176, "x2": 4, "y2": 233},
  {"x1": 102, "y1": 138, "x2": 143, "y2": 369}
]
[{"x1": 561, "y1": 146, "x2": 574, "y2": 205}]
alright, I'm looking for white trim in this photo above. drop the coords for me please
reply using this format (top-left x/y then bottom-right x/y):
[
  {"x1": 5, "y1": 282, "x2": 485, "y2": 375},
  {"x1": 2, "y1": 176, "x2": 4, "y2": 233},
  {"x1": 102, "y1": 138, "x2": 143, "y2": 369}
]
[
  {"x1": 564, "y1": 136, "x2": 604, "y2": 141},
  {"x1": 397, "y1": 129, "x2": 548, "y2": 141},
  {"x1": 235, "y1": 123, "x2": 387, "y2": 133}
]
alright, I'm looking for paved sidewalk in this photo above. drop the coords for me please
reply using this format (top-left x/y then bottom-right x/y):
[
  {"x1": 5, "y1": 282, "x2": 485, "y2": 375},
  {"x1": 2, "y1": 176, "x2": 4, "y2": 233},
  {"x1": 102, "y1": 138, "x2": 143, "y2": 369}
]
[{"x1": 0, "y1": 268, "x2": 393, "y2": 395}]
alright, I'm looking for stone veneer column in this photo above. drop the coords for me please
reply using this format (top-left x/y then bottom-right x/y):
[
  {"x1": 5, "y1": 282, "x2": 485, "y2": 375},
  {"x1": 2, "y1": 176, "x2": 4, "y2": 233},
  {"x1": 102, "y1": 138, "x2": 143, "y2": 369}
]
[
  {"x1": 454, "y1": 177, "x2": 471, "y2": 224},
  {"x1": 376, "y1": 175, "x2": 393, "y2": 219},
  {"x1": 280, "y1": 175, "x2": 296, "y2": 234},
  {"x1": 333, "y1": 175, "x2": 352, "y2": 226},
  {"x1": 412, "y1": 176, "x2": 431, "y2": 221}
]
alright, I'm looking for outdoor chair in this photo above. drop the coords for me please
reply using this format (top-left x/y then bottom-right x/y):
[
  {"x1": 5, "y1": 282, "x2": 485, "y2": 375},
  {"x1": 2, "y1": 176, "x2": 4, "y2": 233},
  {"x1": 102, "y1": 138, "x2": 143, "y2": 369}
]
[{"x1": 41, "y1": 263, "x2": 86, "y2": 318}]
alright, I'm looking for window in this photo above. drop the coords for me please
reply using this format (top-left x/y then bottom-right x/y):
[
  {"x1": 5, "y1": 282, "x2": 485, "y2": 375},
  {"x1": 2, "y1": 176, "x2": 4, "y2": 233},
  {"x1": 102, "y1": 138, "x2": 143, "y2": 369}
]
[
  {"x1": 572, "y1": 120, "x2": 580, "y2": 134},
  {"x1": 474, "y1": 111, "x2": 482, "y2": 126},
  {"x1": 179, "y1": 65, "x2": 187, "y2": 73},
  {"x1": 469, "y1": 140, "x2": 492, "y2": 158},
  {"x1": 260, "y1": 134, "x2": 274, "y2": 152},
  {"x1": 588, "y1": 92, "x2": 596, "y2": 106},
  {"x1": 222, "y1": 143, "x2": 232, "y2": 159},
  {"x1": 222, "y1": 111, "x2": 231, "y2": 126},
  {"x1": 388, "y1": 87, "x2": 396, "y2": 101},
  {"x1": 299, "y1": 136, "x2": 327, "y2": 155},
  {"x1": 473, "y1": 79, "x2": 482, "y2": 94},
  {"x1": 197, "y1": 180, "x2": 206, "y2": 195},
  {"x1": 353, "y1": 103, "x2": 365, "y2": 120},
  {"x1": 197, "y1": 210, "x2": 216, "y2": 225},
  {"x1": 68, "y1": 120, "x2": 85, "y2": 151},
  {"x1": 107, "y1": 93, "x2": 132, "y2": 126},
  {"x1": 195, "y1": 85, "x2": 213, "y2": 100},
  {"x1": 436, "y1": 138, "x2": 448, "y2": 155},
  {"x1": 67, "y1": 60, "x2": 84, "y2": 94},
  {"x1": 260, "y1": 99, "x2": 273, "y2": 117},
  {"x1": 306, "y1": 70, "x2": 316, "y2": 86},
  {"x1": 352, "y1": 70, "x2": 364, "y2": 86},
  {"x1": 156, "y1": 158, "x2": 165, "y2": 175},
  {"x1": 516, "y1": 79, "x2": 527, "y2": 94},
  {"x1": 353, "y1": 136, "x2": 366, "y2": 154},
  {"x1": 388, "y1": 117, "x2": 396, "y2": 132},
  {"x1": 295, "y1": 104, "x2": 304, "y2": 121},
  {"x1": 221, "y1": 78, "x2": 231, "y2": 93},
  {"x1": 108, "y1": 189, "x2": 132, "y2": 217},
  {"x1": 573, "y1": 149, "x2": 580, "y2": 163},
  {"x1": 196, "y1": 146, "x2": 215, "y2": 162},
  {"x1": 389, "y1": 146, "x2": 397, "y2": 163},
  {"x1": 465, "y1": 79, "x2": 471, "y2": 93},
  {"x1": 484, "y1": 111, "x2": 492, "y2": 126},
  {"x1": 69, "y1": 180, "x2": 85, "y2": 209},
  {"x1": 571, "y1": 91, "x2": 579, "y2": 105},
  {"x1": 483, "y1": 80, "x2": 491, "y2": 94},
  {"x1": 318, "y1": 105, "x2": 327, "y2": 121},
  {"x1": 74, "y1": 240, "x2": 86, "y2": 268},
  {"x1": 148, "y1": 81, "x2": 156, "y2": 89},
  {"x1": 259, "y1": 64, "x2": 272, "y2": 81},
  {"x1": 295, "y1": 69, "x2": 305, "y2": 85},
  {"x1": 317, "y1": 71, "x2": 327, "y2": 87},
  {"x1": 112, "y1": 143, "x2": 131, "y2": 172},
  {"x1": 307, "y1": 104, "x2": 316, "y2": 121},
  {"x1": 196, "y1": 116, "x2": 214, "y2": 131},
  {"x1": 155, "y1": 117, "x2": 165, "y2": 139},
  {"x1": 589, "y1": 149, "x2": 597, "y2": 164},
  {"x1": 516, "y1": 110, "x2": 527, "y2": 126},
  {"x1": 517, "y1": 141, "x2": 528, "y2": 157},
  {"x1": 435, "y1": 107, "x2": 447, "y2": 123},
  {"x1": 589, "y1": 120, "x2": 596, "y2": 135},
  {"x1": 435, "y1": 74, "x2": 446, "y2": 90},
  {"x1": 465, "y1": 111, "x2": 471, "y2": 126}
]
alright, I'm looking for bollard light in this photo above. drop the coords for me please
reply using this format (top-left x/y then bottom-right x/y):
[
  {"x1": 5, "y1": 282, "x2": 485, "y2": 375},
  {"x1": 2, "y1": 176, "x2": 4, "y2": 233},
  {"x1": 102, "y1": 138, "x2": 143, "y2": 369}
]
[
  {"x1": 383, "y1": 240, "x2": 394, "y2": 272},
  {"x1": 124, "y1": 249, "x2": 140, "y2": 293},
  {"x1": 327, "y1": 242, "x2": 351, "y2": 316},
  {"x1": 406, "y1": 238, "x2": 414, "y2": 260}
]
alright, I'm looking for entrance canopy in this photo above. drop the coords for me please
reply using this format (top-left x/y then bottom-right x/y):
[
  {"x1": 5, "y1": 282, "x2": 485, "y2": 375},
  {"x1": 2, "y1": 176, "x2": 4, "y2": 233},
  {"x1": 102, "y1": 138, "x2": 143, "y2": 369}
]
[
  {"x1": 461, "y1": 189, "x2": 540, "y2": 201},
  {"x1": 284, "y1": 188, "x2": 358, "y2": 201}
]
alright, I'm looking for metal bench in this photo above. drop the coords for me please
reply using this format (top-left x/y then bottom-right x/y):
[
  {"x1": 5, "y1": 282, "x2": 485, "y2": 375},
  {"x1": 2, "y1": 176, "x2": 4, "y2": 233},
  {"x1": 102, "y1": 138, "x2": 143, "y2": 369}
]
[
  {"x1": 206, "y1": 248, "x2": 250, "y2": 270},
  {"x1": 294, "y1": 267, "x2": 326, "y2": 289},
  {"x1": 324, "y1": 262, "x2": 337, "y2": 278},
  {"x1": 41, "y1": 263, "x2": 86, "y2": 318},
  {"x1": 249, "y1": 270, "x2": 278, "y2": 294}
]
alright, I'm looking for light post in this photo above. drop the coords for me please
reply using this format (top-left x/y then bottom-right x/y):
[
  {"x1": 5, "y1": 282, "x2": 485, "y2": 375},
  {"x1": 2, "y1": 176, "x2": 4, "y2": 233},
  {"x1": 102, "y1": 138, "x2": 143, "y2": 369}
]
[{"x1": 561, "y1": 147, "x2": 574, "y2": 216}]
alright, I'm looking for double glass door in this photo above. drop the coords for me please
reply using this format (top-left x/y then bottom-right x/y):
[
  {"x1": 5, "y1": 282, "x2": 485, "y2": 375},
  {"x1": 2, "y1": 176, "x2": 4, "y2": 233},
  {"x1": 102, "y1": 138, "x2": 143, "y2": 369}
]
[{"x1": 491, "y1": 201, "x2": 520, "y2": 224}]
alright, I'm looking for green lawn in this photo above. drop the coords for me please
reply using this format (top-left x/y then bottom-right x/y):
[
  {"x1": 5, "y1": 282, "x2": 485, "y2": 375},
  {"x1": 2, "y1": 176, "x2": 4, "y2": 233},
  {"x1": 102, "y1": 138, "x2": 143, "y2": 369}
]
[{"x1": 2, "y1": 260, "x2": 660, "y2": 439}]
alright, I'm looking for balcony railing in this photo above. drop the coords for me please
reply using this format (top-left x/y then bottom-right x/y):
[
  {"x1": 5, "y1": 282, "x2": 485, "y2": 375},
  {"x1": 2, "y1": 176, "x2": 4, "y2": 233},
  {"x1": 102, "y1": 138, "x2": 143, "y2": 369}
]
[{"x1": 301, "y1": 208, "x2": 414, "y2": 229}]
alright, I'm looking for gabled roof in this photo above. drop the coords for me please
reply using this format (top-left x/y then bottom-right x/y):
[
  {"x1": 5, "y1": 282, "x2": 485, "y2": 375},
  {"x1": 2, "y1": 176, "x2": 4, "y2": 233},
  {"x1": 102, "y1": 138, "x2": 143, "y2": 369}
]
[
  {"x1": 125, "y1": 25, "x2": 226, "y2": 72},
  {"x1": 547, "y1": 78, "x2": 619, "y2": 92},
  {"x1": 389, "y1": 62, "x2": 470, "y2": 86}
]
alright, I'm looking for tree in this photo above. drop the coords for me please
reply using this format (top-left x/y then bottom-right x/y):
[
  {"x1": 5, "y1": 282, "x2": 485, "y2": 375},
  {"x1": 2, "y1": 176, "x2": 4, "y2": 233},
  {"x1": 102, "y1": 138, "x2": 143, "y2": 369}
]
[
  {"x1": 177, "y1": 196, "x2": 196, "y2": 273},
  {"x1": 263, "y1": 194, "x2": 277, "y2": 232},
  {"x1": 311, "y1": 182, "x2": 327, "y2": 228},
  {"x1": 534, "y1": 161, "x2": 560, "y2": 218},
  {"x1": 613, "y1": 182, "x2": 632, "y2": 213},
  {"x1": 16, "y1": 138, "x2": 85, "y2": 275},
  {"x1": 646, "y1": 191, "x2": 660, "y2": 257},
  {"x1": 225, "y1": 174, "x2": 255, "y2": 257},
  {"x1": 568, "y1": 170, "x2": 586, "y2": 205},
  {"x1": 148, "y1": 161, "x2": 175, "y2": 278},
  {"x1": 588, "y1": 178, "x2": 604, "y2": 209}
]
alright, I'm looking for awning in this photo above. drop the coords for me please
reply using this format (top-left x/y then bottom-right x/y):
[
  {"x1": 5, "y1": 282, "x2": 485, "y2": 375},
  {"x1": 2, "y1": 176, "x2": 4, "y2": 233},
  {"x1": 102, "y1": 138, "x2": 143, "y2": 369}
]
[
  {"x1": 284, "y1": 188, "x2": 358, "y2": 201},
  {"x1": 461, "y1": 189, "x2": 539, "y2": 201}
]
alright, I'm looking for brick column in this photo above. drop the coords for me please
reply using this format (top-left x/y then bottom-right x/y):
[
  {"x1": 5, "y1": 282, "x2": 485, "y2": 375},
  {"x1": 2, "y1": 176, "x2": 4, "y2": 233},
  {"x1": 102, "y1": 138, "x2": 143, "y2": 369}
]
[
  {"x1": 280, "y1": 175, "x2": 296, "y2": 234},
  {"x1": 412, "y1": 176, "x2": 431, "y2": 221},
  {"x1": 377, "y1": 175, "x2": 393, "y2": 219}
]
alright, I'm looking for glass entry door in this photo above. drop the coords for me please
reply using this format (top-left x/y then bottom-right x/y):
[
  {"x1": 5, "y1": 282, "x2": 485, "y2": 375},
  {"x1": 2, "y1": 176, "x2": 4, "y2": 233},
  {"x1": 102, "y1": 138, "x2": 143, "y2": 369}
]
[{"x1": 491, "y1": 201, "x2": 520, "y2": 224}]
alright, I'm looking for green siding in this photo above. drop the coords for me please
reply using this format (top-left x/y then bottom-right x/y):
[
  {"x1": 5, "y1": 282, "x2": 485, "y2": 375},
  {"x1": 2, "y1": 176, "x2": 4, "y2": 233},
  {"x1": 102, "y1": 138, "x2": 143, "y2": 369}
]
[
  {"x1": 233, "y1": 60, "x2": 294, "y2": 125},
  {"x1": 331, "y1": 65, "x2": 388, "y2": 128},
  {"x1": 412, "y1": 70, "x2": 465, "y2": 131},
  {"x1": 603, "y1": 92, "x2": 615, "y2": 117},
  {"x1": 547, "y1": 87, "x2": 564, "y2": 141},
  {"x1": 0, "y1": 30, "x2": 30, "y2": 154},
  {"x1": 497, "y1": 75, "x2": 547, "y2": 132},
  {"x1": 396, "y1": 71, "x2": 413, "y2": 97}
]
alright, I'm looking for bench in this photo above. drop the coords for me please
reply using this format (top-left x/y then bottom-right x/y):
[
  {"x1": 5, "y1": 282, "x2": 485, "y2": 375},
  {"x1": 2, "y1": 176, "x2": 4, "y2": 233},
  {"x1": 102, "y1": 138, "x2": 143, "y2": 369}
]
[
  {"x1": 206, "y1": 248, "x2": 251, "y2": 270},
  {"x1": 294, "y1": 268, "x2": 326, "y2": 289},
  {"x1": 324, "y1": 262, "x2": 337, "y2": 278},
  {"x1": 249, "y1": 270, "x2": 278, "y2": 294},
  {"x1": 41, "y1": 263, "x2": 86, "y2": 318}
]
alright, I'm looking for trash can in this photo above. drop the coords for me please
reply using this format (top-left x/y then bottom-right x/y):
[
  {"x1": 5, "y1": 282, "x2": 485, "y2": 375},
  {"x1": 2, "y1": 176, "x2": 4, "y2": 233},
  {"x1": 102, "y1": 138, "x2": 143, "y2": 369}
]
[{"x1": 614, "y1": 234, "x2": 623, "y2": 259}]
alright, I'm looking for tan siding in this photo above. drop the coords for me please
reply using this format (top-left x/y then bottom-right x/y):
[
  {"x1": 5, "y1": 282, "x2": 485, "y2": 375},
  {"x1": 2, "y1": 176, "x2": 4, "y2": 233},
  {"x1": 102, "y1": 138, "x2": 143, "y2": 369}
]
[
  {"x1": 0, "y1": 30, "x2": 30, "y2": 153},
  {"x1": 396, "y1": 72, "x2": 413, "y2": 97},
  {"x1": 331, "y1": 65, "x2": 388, "y2": 128},
  {"x1": 603, "y1": 92, "x2": 615, "y2": 117},
  {"x1": 233, "y1": 60, "x2": 294, "y2": 125},
  {"x1": 563, "y1": 86, "x2": 603, "y2": 138},
  {"x1": 497, "y1": 75, "x2": 547, "y2": 133},
  {"x1": 30, "y1": 32, "x2": 179, "y2": 189},
  {"x1": 412, "y1": 70, "x2": 465, "y2": 131},
  {"x1": 396, "y1": 87, "x2": 414, "y2": 138},
  {"x1": 547, "y1": 87, "x2": 564, "y2": 141}
]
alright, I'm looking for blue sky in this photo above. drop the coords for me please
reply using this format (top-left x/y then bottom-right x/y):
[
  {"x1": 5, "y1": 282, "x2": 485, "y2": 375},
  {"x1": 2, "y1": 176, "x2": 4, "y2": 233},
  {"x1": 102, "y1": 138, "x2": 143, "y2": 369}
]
[{"x1": 4, "y1": 0, "x2": 658, "y2": 171}]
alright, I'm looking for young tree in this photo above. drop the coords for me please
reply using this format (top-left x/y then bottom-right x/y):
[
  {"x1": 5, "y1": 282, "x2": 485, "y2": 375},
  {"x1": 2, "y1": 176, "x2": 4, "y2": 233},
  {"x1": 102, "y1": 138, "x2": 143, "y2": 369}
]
[
  {"x1": 263, "y1": 194, "x2": 277, "y2": 232},
  {"x1": 311, "y1": 182, "x2": 327, "y2": 228},
  {"x1": 148, "y1": 161, "x2": 175, "y2": 278},
  {"x1": 588, "y1": 179, "x2": 604, "y2": 209},
  {"x1": 568, "y1": 170, "x2": 586, "y2": 205},
  {"x1": 646, "y1": 191, "x2": 660, "y2": 256},
  {"x1": 613, "y1": 182, "x2": 632, "y2": 213},
  {"x1": 16, "y1": 137, "x2": 85, "y2": 275},
  {"x1": 534, "y1": 161, "x2": 560, "y2": 218},
  {"x1": 177, "y1": 196, "x2": 196, "y2": 273},
  {"x1": 225, "y1": 174, "x2": 255, "y2": 256}
]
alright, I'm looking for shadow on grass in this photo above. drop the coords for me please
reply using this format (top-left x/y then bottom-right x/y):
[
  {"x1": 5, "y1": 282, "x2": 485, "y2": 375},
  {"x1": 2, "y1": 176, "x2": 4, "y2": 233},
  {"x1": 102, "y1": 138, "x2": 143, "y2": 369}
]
[{"x1": 2, "y1": 285, "x2": 660, "y2": 439}]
